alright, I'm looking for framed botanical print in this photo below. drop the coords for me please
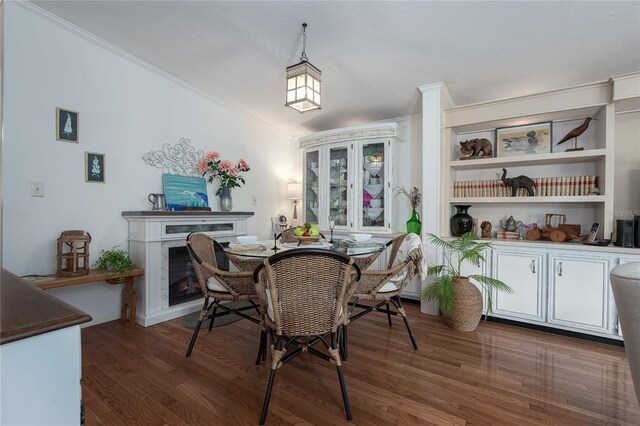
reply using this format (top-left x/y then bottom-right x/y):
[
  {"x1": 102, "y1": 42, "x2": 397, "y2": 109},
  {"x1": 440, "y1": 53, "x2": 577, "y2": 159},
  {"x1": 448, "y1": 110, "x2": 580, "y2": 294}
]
[
  {"x1": 85, "y1": 152, "x2": 105, "y2": 183},
  {"x1": 496, "y1": 122, "x2": 552, "y2": 157},
  {"x1": 56, "y1": 108, "x2": 79, "y2": 143}
]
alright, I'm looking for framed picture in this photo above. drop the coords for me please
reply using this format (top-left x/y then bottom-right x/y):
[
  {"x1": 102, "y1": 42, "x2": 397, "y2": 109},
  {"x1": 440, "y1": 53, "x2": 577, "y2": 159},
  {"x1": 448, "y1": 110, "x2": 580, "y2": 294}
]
[
  {"x1": 162, "y1": 174, "x2": 209, "y2": 211},
  {"x1": 85, "y1": 152, "x2": 105, "y2": 183},
  {"x1": 56, "y1": 108, "x2": 79, "y2": 143},
  {"x1": 496, "y1": 122, "x2": 552, "y2": 157}
]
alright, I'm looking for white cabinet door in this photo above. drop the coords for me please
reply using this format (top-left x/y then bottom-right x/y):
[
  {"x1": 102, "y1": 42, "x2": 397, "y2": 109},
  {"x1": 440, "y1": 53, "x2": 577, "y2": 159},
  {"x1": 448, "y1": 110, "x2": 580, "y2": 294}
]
[
  {"x1": 548, "y1": 254, "x2": 613, "y2": 333},
  {"x1": 492, "y1": 249, "x2": 545, "y2": 322}
]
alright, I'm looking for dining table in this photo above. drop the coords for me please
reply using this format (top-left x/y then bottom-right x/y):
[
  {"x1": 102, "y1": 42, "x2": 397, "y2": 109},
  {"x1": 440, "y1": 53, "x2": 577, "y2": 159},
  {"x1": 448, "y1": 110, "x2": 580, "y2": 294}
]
[{"x1": 224, "y1": 238, "x2": 387, "y2": 259}]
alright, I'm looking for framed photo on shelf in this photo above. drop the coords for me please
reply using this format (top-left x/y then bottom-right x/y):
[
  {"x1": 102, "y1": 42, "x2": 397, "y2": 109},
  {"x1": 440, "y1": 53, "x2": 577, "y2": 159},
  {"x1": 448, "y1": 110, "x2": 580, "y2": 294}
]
[
  {"x1": 85, "y1": 152, "x2": 105, "y2": 183},
  {"x1": 56, "y1": 107, "x2": 79, "y2": 143},
  {"x1": 496, "y1": 122, "x2": 552, "y2": 157}
]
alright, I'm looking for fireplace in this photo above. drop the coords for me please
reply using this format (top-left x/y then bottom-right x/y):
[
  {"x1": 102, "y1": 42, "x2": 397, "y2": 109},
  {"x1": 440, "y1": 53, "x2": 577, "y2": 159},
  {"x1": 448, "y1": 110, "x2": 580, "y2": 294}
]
[
  {"x1": 168, "y1": 244, "x2": 229, "y2": 306},
  {"x1": 123, "y1": 211, "x2": 253, "y2": 326}
]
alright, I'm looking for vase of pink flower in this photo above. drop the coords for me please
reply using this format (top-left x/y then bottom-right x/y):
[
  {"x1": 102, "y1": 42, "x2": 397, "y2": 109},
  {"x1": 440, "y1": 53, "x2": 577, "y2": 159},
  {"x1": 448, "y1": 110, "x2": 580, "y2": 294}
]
[{"x1": 197, "y1": 151, "x2": 250, "y2": 212}]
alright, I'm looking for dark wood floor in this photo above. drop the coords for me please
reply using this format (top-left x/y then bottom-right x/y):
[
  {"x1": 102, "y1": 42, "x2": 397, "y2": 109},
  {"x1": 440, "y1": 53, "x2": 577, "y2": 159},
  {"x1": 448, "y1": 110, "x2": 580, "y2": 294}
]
[{"x1": 81, "y1": 302, "x2": 639, "y2": 425}]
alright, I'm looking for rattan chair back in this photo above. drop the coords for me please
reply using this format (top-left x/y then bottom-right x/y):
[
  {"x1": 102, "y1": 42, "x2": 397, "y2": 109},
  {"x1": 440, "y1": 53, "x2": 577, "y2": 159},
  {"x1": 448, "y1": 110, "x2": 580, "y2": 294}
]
[
  {"x1": 186, "y1": 233, "x2": 256, "y2": 296},
  {"x1": 279, "y1": 228, "x2": 299, "y2": 243},
  {"x1": 254, "y1": 249, "x2": 360, "y2": 337},
  {"x1": 226, "y1": 253, "x2": 263, "y2": 273},
  {"x1": 386, "y1": 234, "x2": 408, "y2": 269}
]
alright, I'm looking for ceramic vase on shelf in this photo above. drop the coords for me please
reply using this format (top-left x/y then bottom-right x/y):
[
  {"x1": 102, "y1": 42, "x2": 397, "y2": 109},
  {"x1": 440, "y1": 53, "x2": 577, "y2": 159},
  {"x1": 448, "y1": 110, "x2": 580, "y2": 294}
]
[
  {"x1": 451, "y1": 205, "x2": 472, "y2": 237},
  {"x1": 406, "y1": 209, "x2": 422, "y2": 235},
  {"x1": 219, "y1": 186, "x2": 232, "y2": 212}
]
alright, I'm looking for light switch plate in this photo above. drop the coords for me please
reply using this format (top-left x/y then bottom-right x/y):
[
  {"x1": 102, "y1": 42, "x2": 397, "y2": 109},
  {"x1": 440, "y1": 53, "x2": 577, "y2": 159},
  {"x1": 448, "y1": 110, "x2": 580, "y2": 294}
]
[{"x1": 31, "y1": 181, "x2": 44, "y2": 197}]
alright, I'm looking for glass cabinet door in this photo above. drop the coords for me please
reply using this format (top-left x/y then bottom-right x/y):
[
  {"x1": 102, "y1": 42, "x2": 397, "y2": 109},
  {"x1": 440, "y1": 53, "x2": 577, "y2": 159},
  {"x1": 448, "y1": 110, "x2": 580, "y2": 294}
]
[
  {"x1": 361, "y1": 141, "x2": 386, "y2": 229},
  {"x1": 304, "y1": 150, "x2": 320, "y2": 224},
  {"x1": 328, "y1": 146, "x2": 350, "y2": 228}
]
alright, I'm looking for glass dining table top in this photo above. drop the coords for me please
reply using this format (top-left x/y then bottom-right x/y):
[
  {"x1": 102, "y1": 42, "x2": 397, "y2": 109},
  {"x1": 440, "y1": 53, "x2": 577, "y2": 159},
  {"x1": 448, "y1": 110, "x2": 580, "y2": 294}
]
[{"x1": 224, "y1": 238, "x2": 386, "y2": 258}]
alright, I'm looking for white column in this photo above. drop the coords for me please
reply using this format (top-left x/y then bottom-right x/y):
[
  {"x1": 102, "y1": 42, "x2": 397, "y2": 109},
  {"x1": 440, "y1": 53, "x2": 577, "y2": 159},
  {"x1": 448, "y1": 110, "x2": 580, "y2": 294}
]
[{"x1": 418, "y1": 82, "x2": 455, "y2": 315}]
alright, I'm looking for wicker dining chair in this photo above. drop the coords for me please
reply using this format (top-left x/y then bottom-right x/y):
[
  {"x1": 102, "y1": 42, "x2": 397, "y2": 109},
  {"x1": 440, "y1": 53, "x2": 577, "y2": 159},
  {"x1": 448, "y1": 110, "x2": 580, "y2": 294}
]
[
  {"x1": 351, "y1": 237, "x2": 398, "y2": 271},
  {"x1": 345, "y1": 233, "x2": 423, "y2": 354},
  {"x1": 252, "y1": 249, "x2": 361, "y2": 425},
  {"x1": 278, "y1": 227, "x2": 299, "y2": 243},
  {"x1": 184, "y1": 233, "x2": 263, "y2": 360}
]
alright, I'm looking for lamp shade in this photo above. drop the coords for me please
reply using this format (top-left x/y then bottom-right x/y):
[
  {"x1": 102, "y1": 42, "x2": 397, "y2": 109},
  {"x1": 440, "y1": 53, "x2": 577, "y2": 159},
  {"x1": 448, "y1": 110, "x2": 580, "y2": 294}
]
[{"x1": 287, "y1": 182, "x2": 302, "y2": 200}]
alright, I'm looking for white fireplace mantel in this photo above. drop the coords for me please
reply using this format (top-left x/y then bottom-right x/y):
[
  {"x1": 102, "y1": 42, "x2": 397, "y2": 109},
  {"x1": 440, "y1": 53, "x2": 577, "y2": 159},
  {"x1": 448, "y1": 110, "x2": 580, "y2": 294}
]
[{"x1": 122, "y1": 211, "x2": 254, "y2": 326}]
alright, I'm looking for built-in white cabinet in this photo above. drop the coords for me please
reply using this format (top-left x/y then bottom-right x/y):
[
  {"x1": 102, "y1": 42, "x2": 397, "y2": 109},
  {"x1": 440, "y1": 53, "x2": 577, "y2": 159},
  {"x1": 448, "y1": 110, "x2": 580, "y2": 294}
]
[
  {"x1": 492, "y1": 249, "x2": 546, "y2": 323},
  {"x1": 547, "y1": 254, "x2": 613, "y2": 333},
  {"x1": 300, "y1": 123, "x2": 403, "y2": 233},
  {"x1": 437, "y1": 241, "x2": 640, "y2": 340}
]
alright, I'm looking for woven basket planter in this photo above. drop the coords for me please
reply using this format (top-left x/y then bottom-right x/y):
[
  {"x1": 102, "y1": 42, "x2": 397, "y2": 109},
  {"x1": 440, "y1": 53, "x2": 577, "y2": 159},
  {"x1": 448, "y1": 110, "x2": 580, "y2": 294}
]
[{"x1": 444, "y1": 277, "x2": 483, "y2": 331}]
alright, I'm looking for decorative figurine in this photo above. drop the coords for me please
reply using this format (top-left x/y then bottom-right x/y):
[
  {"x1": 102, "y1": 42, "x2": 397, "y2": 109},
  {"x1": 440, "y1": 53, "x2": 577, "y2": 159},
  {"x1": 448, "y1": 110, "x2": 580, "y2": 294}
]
[
  {"x1": 501, "y1": 168, "x2": 536, "y2": 196},
  {"x1": 459, "y1": 138, "x2": 493, "y2": 159},
  {"x1": 480, "y1": 221, "x2": 492, "y2": 239},
  {"x1": 556, "y1": 117, "x2": 591, "y2": 152}
]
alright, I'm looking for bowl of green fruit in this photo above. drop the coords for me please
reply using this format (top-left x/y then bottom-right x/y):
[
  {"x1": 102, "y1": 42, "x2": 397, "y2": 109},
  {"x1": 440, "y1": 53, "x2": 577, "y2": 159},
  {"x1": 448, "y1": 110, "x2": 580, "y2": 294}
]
[{"x1": 294, "y1": 222, "x2": 321, "y2": 245}]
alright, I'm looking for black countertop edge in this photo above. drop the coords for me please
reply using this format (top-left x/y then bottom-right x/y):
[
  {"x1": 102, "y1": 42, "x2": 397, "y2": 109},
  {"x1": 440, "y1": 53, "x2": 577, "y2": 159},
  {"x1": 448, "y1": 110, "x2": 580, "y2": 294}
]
[{"x1": 122, "y1": 211, "x2": 255, "y2": 217}]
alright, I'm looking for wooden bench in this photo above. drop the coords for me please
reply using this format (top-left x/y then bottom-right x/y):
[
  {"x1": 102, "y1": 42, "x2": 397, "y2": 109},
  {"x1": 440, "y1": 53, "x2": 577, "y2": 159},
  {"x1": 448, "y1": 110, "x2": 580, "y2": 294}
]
[{"x1": 34, "y1": 268, "x2": 144, "y2": 325}]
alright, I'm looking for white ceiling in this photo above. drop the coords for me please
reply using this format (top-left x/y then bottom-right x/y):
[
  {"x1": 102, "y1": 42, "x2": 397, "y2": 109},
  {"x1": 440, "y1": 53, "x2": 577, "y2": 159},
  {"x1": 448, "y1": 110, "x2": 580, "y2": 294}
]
[{"x1": 32, "y1": 1, "x2": 640, "y2": 136}]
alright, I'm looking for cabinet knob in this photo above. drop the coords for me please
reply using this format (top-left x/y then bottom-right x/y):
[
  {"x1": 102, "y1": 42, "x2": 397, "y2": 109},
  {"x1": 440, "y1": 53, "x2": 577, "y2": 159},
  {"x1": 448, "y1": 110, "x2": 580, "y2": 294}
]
[
  {"x1": 558, "y1": 261, "x2": 563, "y2": 277},
  {"x1": 530, "y1": 260, "x2": 536, "y2": 273}
]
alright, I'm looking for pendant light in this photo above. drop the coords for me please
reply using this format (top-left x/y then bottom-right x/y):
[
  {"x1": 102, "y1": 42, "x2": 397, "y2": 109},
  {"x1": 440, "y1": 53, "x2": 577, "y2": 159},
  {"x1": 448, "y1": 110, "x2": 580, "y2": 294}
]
[{"x1": 285, "y1": 23, "x2": 321, "y2": 113}]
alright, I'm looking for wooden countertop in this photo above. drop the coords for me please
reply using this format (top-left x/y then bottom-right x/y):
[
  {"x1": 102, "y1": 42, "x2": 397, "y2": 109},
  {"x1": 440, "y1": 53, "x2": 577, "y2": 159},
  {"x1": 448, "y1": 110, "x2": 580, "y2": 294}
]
[{"x1": 1, "y1": 269, "x2": 92, "y2": 345}]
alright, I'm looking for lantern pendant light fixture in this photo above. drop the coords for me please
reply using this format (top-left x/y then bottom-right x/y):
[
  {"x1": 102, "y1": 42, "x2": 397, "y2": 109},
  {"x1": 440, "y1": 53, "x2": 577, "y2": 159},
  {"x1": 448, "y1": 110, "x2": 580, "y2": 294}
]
[{"x1": 285, "y1": 23, "x2": 321, "y2": 113}]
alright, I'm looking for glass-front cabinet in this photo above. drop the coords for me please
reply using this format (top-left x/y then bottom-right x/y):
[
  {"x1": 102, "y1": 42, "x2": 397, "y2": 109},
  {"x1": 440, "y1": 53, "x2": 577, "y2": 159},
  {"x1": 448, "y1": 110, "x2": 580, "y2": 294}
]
[
  {"x1": 359, "y1": 140, "x2": 391, "y2": 231},
  {"x1": 304, "y1": 149, "x2": 321, "y2": 225},
  {"x1": 328, "y1": 144, "x2": 352, "y2": 228},
  {"x1": 300, "y1": 122, "x2": 401, "y2": 233}
]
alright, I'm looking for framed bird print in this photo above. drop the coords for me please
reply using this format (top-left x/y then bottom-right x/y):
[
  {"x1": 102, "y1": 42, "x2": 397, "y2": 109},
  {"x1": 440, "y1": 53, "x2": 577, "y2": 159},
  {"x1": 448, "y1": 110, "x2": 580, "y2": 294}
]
[
  {"x1": 496, "y1": 122, "x2": 552, "y2": 158},
  {"x1": 56, "y1": 107, "x2": 79, "y2": 143}
]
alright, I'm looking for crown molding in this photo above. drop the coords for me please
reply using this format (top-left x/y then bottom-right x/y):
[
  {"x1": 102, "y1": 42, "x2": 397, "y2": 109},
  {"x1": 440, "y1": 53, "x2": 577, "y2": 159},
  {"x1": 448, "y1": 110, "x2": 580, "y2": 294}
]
[
  {"x1": 299, "y1": 122, "x2": 404, "y2": 149},
  {"x1": 14, "y1": 1, "x2": 294, "y2": 137},
  {"x1": 418, "y1": 81, "x2": 455, "y2": 109}
]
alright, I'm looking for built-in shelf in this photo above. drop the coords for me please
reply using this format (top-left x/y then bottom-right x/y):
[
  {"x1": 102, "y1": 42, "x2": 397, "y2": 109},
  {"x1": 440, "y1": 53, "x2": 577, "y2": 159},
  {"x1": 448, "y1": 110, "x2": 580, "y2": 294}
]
[
  {"x1": 449, "y1": 195, "x2": 606, "y2": 204},
  {"x1": 448, "y1": 149, "x2": 607, "y2": 171}
]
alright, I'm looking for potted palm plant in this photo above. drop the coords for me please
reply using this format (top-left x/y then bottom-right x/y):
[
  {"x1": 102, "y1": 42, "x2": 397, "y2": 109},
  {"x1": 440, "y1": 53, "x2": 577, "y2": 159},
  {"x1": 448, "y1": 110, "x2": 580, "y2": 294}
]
[{"x1": 422, "y1": 232, "x2": 512, "y2": 331}]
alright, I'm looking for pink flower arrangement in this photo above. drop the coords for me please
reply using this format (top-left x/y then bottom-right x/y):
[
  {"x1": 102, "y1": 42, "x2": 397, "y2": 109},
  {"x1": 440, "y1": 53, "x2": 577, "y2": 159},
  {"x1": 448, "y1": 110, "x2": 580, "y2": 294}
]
[{"x1": 199, "y1": 151, "x2": 250, "y2": 195}]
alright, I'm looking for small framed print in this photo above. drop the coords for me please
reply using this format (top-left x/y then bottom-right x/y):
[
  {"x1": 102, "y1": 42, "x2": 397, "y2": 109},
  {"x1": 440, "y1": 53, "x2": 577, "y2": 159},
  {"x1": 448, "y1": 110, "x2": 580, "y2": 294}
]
[
  {"x1": 85, "y1": 152, "x2": 105, "y2": 183},
  {"x1": 496, "y1": 122, "x2": 552, "y2": 157},
  {"x1": 56, "y1": 107, "x2": 79, "y2": 143}
]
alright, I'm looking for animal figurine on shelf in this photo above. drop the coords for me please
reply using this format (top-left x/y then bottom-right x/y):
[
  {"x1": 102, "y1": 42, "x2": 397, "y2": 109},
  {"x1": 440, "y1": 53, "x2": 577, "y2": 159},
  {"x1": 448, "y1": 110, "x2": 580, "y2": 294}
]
[
  {"x1": 556, "y1": 117, "x2": 592, "y2": 152},
  {"x1": 480, "y1": 221, "x2": 492, "y2": 238},
  {"x1": 501, "y1": 168, "x2": 536, "y2": 197},
  {"x1": 459, "y1": 138, "x2": 493, "y2": 159}
]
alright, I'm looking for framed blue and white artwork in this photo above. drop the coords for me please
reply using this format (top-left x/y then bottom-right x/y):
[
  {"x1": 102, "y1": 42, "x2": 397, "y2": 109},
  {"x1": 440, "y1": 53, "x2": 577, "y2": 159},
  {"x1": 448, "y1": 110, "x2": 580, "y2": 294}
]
[
  {"x1": 85, "y1": 152, "x2": 105, "y2": 183},
  {"x1": 162, "y1": 174, "x2": 209, "y2": 211},
  {"x1": 57, "y1": 107, "x2": 79, "y2": 143}
]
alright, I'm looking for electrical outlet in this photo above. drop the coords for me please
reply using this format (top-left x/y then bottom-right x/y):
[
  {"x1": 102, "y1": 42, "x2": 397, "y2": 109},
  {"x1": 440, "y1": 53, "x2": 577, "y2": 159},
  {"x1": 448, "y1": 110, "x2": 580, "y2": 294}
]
[
  {"x1": 31, "y1": 181, "x2": 44, "y2": 197},
  {"x1": 252, "y1": 196, "x2": 258, "y2": 206}
]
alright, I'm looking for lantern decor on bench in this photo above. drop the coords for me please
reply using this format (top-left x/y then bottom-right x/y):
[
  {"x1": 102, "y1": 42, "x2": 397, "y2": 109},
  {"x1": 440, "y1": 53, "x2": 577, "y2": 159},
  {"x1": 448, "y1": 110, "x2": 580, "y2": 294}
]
[{"x1": 56, "y1": 230, "x2": 91, "y2": 277}]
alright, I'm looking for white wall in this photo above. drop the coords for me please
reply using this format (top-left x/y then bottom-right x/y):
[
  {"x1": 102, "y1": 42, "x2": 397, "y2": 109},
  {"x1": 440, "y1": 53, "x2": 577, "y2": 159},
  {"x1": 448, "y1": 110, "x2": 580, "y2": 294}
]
[
  {"x1": 614, "y1": 110, "x2": 640, "y2": 220},
  {"x1": 2, "y1": 3, "x2": 294, "y2": 324}
]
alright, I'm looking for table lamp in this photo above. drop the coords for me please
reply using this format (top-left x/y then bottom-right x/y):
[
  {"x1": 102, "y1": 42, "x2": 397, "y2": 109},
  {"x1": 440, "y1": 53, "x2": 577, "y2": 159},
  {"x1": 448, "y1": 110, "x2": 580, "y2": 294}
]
[{"x1": 287, "y1": 182, "x2": 302, "y2": 225}]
